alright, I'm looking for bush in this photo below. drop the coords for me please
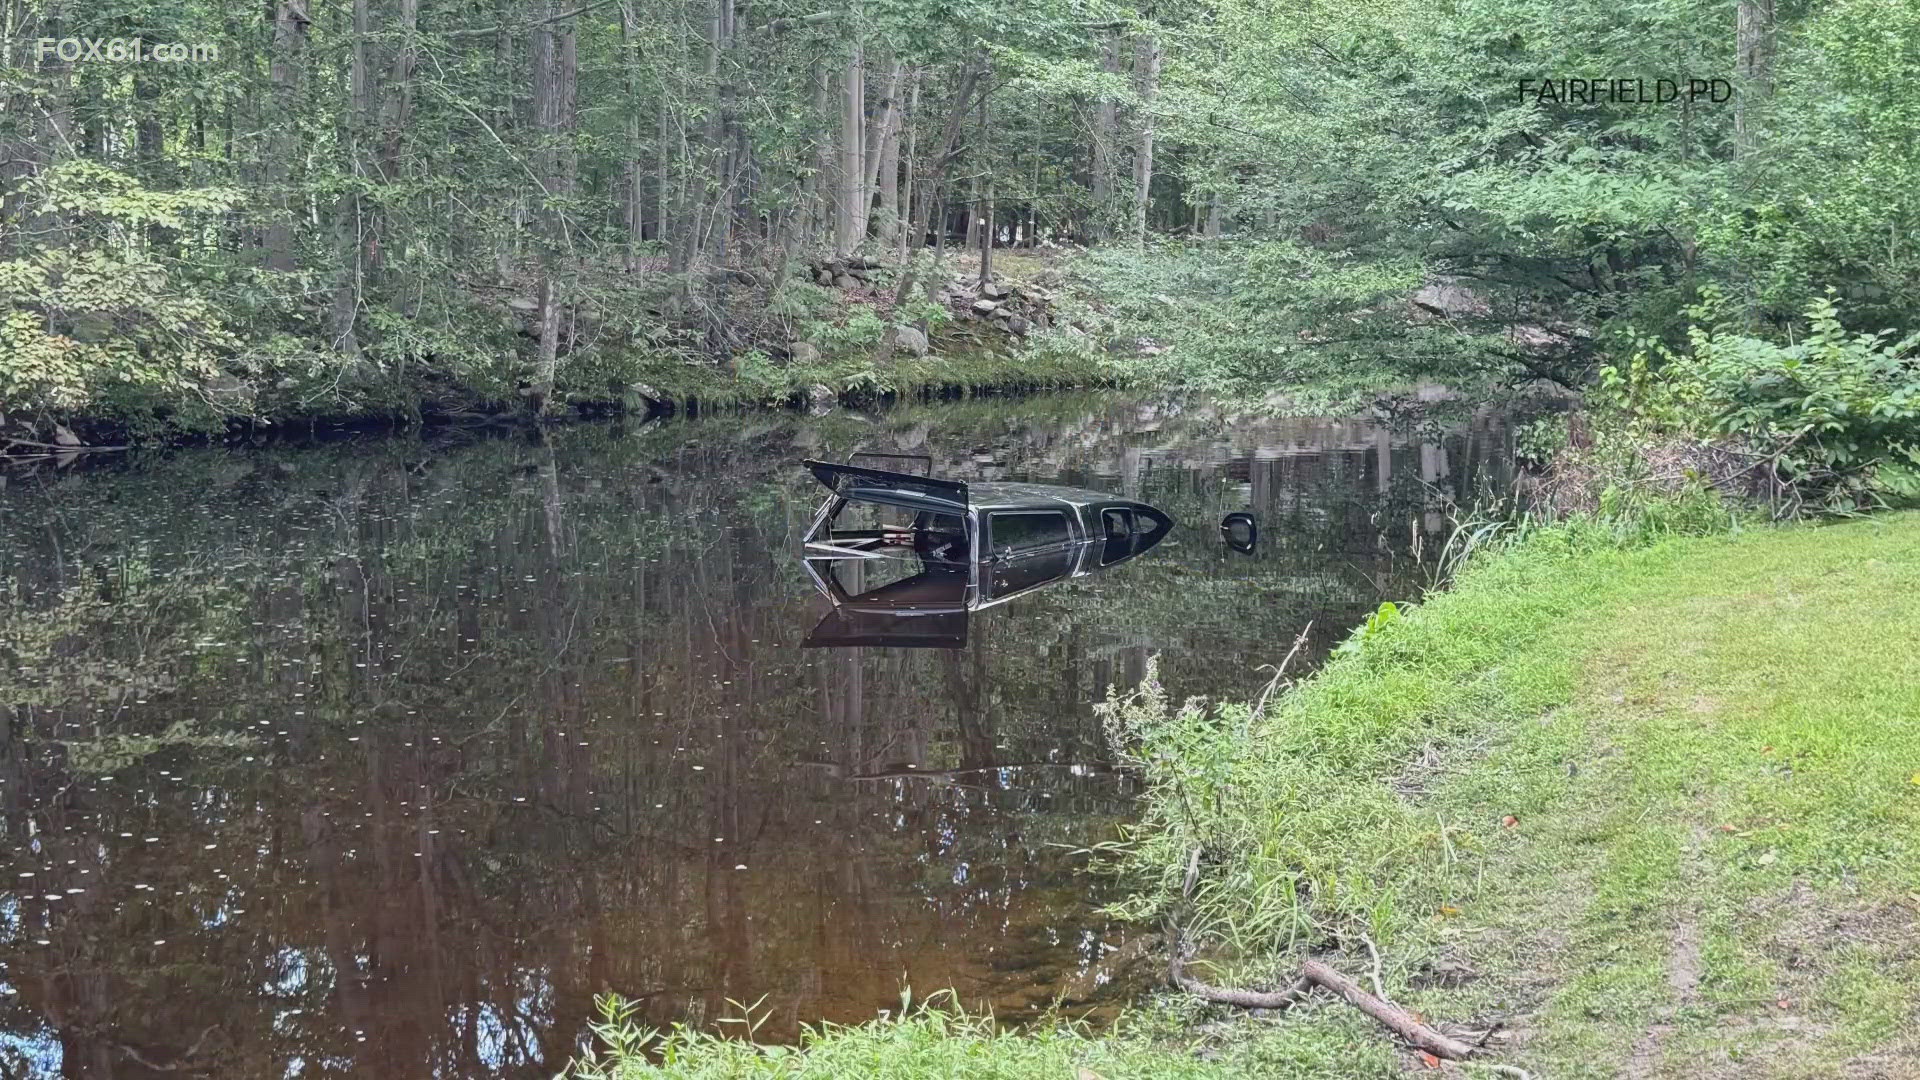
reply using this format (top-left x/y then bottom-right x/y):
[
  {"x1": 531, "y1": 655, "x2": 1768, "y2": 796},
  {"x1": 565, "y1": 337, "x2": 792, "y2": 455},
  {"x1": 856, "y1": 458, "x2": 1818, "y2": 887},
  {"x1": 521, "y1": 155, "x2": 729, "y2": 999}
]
[
  {"x1": 0, "y1": 162, "x2": 241, "y2": 429},
  {"x1": 1602, "y1": 290, "x2": 1920, "y2": 514}
]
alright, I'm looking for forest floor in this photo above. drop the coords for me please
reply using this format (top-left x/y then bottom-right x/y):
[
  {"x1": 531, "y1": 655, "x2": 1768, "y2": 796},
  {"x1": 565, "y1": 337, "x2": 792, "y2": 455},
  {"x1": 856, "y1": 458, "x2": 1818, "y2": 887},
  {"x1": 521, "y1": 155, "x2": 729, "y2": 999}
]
[{"x1": 569, "y1": 511, "x2": 1920, "y2": 1079}]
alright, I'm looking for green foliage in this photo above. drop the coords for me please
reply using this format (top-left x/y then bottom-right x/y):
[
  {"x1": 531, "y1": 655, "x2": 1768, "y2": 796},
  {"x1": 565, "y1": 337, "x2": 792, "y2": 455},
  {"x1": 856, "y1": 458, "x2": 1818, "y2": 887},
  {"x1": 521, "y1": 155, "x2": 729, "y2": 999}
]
[
  {"x1": 801, "y1": 306, "x2": 887, "y2": 358},
  {"x1": 0, "y1": 162, "x2": 240, "y2": 423},
  {"x1": 1066, "y1": 238, "x2": 1490, "y2": 403},
  {"x1": 1699, "y1": 0, "x2": 1920, "y2": 328},
  {"x1": 1331, "y1": 601, "x2": 1406, "y2": 660},
  {"x1": 1603, "y1": 290, "x2": 1920, "y2": 512}
]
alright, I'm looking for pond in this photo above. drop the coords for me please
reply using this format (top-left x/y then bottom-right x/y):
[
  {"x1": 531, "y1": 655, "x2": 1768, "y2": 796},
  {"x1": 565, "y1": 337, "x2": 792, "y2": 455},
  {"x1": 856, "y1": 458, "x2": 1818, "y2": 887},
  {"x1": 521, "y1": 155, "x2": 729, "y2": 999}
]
[{"x1": 0, "y1": 393, "x2": 1516, "y2": 1077}]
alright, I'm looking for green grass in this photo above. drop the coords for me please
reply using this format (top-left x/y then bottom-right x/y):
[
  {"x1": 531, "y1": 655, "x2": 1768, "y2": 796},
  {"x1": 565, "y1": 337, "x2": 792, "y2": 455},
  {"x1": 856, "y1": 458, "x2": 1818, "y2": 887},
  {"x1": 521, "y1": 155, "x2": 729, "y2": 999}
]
[
  {"x1": 565, "y1": 993, "x2": 1399, "y2": 1079},
  {"x1": 570, "y1": 512, "x2": 1920, "y2": 1078},
  {"x1": 1110, "y1": 511, "x2": 1920, "y2": 1078}
]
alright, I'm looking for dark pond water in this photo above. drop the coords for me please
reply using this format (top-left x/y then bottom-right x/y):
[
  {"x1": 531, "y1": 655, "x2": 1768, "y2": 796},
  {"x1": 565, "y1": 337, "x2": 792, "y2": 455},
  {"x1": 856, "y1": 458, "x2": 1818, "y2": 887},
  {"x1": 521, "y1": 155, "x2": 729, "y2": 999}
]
[{"x1": 0, "y1": 394, "x2": 1515, "y2": 1077}]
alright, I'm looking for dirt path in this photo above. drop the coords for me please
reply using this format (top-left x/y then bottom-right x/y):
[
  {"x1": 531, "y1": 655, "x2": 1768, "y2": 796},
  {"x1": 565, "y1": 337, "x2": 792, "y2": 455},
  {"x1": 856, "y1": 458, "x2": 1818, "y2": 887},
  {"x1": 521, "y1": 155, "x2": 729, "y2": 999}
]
[{"x1": 1622, "y1": 827, "x2": 1709, "y2": 1079}]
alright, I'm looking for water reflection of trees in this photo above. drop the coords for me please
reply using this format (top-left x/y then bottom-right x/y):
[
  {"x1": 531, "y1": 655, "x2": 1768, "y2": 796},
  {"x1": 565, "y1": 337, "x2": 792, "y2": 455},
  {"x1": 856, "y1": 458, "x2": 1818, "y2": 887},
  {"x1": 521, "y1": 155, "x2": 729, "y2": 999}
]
[{"x1": 0, "y1": 397, "x2": 1511, "y2": 1078}]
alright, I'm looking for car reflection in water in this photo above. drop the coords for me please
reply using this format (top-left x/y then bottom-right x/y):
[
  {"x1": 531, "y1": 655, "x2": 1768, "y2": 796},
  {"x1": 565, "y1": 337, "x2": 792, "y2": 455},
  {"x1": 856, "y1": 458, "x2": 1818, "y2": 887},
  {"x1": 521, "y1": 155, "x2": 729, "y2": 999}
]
[{"x1": 798, "y1": 454, "x2": 1175, "y2": 648}]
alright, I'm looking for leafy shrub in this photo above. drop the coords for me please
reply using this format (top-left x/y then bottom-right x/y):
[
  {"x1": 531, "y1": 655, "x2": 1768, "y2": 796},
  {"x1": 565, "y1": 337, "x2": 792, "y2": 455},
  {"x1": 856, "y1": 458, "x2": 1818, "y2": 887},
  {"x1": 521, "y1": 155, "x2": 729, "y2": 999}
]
[
  {"x1": 0, "y1": 161, "x2": 240, "y2": 426},
  {"x1": 1603, "y1": 290, "x2": 1920, "y2": 514},
  {"x1": 800, "y1": 305, "x2": 886, "y2": 358}
]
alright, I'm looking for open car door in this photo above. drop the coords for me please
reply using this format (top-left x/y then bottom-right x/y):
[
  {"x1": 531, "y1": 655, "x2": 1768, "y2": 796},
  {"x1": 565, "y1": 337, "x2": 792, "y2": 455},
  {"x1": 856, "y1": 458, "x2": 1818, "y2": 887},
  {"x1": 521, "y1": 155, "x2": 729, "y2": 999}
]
[{"x1": 802, "y1": 459, "x2": 968, "y2": 514}]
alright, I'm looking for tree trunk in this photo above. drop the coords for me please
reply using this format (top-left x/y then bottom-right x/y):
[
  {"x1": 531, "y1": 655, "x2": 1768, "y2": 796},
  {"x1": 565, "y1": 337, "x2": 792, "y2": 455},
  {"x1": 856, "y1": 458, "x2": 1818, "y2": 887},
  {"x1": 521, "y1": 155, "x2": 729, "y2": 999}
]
[
  {"x1": 494, "y1": 0, "x2": 518, "y2": 282},
  {"x1": 912, "y1": 62, "x2": 983, "y2": 298},
  {"x1": 622, "y1": 1, "x2": 643, "y2": 265},
  {"x1": 1091, "y1": 29, "x2": 1120, "y2": 242},
  {"x1": 873, "y1": 63, "x2": 905, "y2": 249},
  {"x1": 864, "y1": 60, "x2": 904, "y2": 234},
  {"x1": 710, "y1": 0, "x2": 739, "y2": 266},
  {"x1": 897, "y1": 72, "x2": 919, "y2": 259},
  {"x1": 976, "y1": 82, "x2": 992, "y2": 287},
  {"x1": 1131, "y1": 26, "x2": 1160, "y2": 250},
  {"x1": 529, "y1": 0, "x2": 579, "y2": 415},
  {"x1": 377, "y1": 0, "x2": 419, "y2": 183},
  {"x1": 1734, "y1": 0, "x2": 1775, "y2": 155},
  {"x1": 327, "y1": 0, "x2": 372, "y2": 355},
  {"x1": 264, "y1": 0, "x2": 311, "y2": 271},
  {"x1": 806, "y1": 61, "x2": 832, "y2": 244},
  {"x1": 657, "y1": 77, "x2": 675, "y2": 259},
  {"x1": 834, "y1": 18, "x2": 866, "y2": 255}
]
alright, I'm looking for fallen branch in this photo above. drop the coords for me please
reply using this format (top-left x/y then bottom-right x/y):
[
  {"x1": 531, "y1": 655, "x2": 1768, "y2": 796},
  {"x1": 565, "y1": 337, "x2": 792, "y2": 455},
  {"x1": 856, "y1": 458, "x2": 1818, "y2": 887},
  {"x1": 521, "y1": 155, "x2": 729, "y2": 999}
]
[
  {"x1": 1167, "y1": 928, "x2": 1480, "y2": 1061},
  {"x1": 1165, "y1": 897, "x2": 1311, "y2": 1010},
  {"x1": 1300, "y1": 959, "x2": 1478, "y2": 1061},
  {"x1": 1168, "y1": 944, "x2": 1311, "y2": 1010}
]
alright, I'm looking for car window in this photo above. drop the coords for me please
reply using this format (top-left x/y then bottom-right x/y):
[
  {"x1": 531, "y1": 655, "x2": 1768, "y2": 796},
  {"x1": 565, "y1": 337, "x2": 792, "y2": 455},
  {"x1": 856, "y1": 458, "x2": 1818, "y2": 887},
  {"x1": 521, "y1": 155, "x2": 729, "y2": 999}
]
[
  {"x1": 987, "y1": 511, "x2": 1071, "y2": 553},
  {"x1": 1100, "y1": 508, "x2": 1136, "y2": 565}
]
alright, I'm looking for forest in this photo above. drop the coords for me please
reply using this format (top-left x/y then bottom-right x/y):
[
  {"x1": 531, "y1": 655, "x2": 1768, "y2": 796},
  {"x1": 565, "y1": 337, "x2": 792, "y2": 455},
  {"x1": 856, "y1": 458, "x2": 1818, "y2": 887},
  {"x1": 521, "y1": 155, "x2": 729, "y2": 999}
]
[{"x1": 2, "y1": 0, "x2": 1915, "y2": 454}]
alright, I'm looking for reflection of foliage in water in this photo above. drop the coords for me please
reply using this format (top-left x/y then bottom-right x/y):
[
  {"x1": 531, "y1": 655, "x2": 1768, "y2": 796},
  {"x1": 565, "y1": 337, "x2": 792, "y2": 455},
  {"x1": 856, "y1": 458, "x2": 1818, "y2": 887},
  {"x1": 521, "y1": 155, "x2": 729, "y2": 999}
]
[{"x1": 0, "y1": 395, "x2": 1513, "y2": 1078}]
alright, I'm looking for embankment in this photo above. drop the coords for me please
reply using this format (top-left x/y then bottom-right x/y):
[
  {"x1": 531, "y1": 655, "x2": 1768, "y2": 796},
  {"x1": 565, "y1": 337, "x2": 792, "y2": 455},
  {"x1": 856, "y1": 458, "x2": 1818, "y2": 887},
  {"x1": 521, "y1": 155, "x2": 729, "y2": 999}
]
[{"x1": 571, "y1": 511, "x2": 1920, "y2": 1078}]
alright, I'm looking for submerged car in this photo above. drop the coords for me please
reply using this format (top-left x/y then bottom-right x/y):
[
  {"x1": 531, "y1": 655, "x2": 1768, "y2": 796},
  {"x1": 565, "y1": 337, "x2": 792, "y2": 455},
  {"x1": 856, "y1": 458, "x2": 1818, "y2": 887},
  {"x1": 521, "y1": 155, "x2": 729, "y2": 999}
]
[{"x1": 798, "y1": 454, "x2": 1174, "y2": 647}]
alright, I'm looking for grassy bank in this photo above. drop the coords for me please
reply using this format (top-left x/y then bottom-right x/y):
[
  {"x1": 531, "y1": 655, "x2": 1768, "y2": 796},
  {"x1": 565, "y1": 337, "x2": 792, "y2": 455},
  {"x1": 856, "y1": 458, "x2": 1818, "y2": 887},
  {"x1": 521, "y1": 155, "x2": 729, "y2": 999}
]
[{"x1": 570, "y1": 511, "x2": 1920, "y2": 1078}]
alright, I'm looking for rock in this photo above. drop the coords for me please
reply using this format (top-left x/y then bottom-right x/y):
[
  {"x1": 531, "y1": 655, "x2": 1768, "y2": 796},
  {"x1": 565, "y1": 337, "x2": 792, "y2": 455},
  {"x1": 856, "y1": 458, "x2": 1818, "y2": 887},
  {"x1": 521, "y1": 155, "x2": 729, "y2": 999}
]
[
  {"x1": 892, "y1": 325, "x2": 929, "y2": 357},
  {"x1": 814, "y1": 270, "x2": 834, "y2": 286},
  {"x1": 789, "y1": 342, "x2": 821, "y2": 365},
  {"x1": 51, "y1": 423, "x2": 81, "y2": 447},
  {"x1": 506, "y1": 297, "x2": 540, "y2": 314},
  {"x1": 971, "y1": 299, "x2": 1000, "y2": 315},
  {"x1": 627, "y1": 382, "x2": 664, "y2": 406},
  {"x1": 1034, "y1": 312, "x2": 1050, "y2": 330},
  {"x1": 845, "y1": 266, "x2": 873, "y2": 281},
  {"x1": 827, "y1": 259, "x2": 847, "y2": 277},
  {"x1": 1006, "y1": 316, "x2": 1030, "y2": 334},
  {"x1": 807, "y1": 383, "x2": 837, "y2": 415},
  {"x1": 833, "y1": 274, "x2": 858, "y2": 289},
  {"x1": 1412, "y1": 279, "x2": 1491, "y2": 319},
  {"x1": 980, "y1": 280, "x2": 1009, "y2": 300}
]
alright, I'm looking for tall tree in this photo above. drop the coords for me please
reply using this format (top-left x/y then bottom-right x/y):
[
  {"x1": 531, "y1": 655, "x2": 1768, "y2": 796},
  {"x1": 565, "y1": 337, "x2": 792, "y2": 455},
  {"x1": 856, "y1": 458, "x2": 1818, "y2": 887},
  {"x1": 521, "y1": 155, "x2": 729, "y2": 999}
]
[{"x1": 1130, "y1": 21, "x2": 1160, "y2": 249}]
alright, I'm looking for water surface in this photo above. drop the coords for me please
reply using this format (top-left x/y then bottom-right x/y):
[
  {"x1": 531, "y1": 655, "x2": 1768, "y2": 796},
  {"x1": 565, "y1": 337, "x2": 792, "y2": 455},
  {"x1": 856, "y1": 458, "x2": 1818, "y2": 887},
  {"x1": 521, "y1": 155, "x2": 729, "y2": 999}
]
[{"x1": 0, "y1": 395, "x2": 1514, "y2": 1077}]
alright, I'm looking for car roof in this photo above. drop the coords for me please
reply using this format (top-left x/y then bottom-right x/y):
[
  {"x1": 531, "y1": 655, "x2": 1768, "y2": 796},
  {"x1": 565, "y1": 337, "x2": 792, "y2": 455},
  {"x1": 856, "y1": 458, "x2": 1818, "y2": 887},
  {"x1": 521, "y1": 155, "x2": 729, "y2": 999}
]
[{"x1": 966, "y1": 481, "x2": 1130, "y2": 511}]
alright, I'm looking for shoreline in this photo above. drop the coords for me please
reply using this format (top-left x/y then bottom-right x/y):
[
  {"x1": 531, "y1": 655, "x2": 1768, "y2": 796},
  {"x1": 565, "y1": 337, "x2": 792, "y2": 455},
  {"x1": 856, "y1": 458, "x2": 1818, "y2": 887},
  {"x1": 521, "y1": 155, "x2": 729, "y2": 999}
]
[{"x1": 570, "y1": 510, "x2": 1920, "y2": 1078}]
